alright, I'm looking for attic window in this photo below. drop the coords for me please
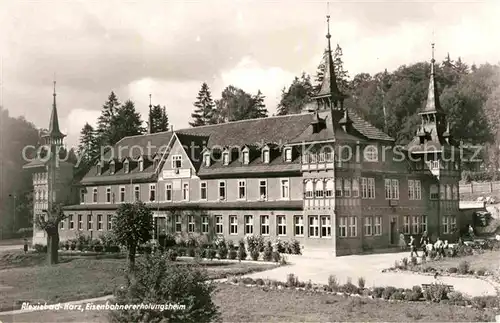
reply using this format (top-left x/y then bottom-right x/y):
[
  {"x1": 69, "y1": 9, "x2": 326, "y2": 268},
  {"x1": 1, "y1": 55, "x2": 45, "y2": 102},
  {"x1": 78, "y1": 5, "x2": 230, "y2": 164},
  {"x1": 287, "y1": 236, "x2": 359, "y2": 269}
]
[
  {"x1": 124, "y1": 160, "x2": 130, "y2": 173},
  {"x1": 172, "y1": 155, "x2": 182, "y2": 169},
  {"x1": 284, "y1": 148, "x2": 292, "y2": 162},
  {"x1": 263, "y1": 149, "x2": 270, "y2": 164},
  {"x1": 204, "y1": 153, "x2": 211, "y2": 167},
  {"x1": 242, "y1": 151, "x2": 249, "y2": 165},
  {"x1": 96, "y1": 164, "x2": 101, "y2": 175},
  {"x1": 222, "y1": 152, "x2": 229, "y2": 165},
  {"x1": 109, "y1": 161, "x2": 116, "y2": 175},
  {"x1": 139, "y1": 158, "x2": 144, "y2": 172}
]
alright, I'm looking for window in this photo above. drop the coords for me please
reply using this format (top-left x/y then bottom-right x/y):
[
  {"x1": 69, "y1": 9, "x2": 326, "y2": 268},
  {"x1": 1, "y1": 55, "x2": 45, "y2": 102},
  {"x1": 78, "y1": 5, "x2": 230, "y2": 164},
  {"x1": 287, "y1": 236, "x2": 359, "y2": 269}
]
[
  {"x1": 321, "y1": 215, "x2": 331, "y2": 237},
  {"x1": 60, "y1": 219, "x2": 64, "y2": 230},
  {"x1": 182, "y1": 183, "x2": 189, "y2": 201},
  {"x1": 403, "y1": 216, "x2": 410, "y2": 234},
  {"x1": 305, "y1": 181, "x2": 314, "y2": 198},
  {"x1": 200, "y1": 182, "x2": 207, "y2": 200},
  {"x1": 368, "y1": 178, "x2": 375, "y2": 199},
  {"x1": 204, "y1": 154, "x2": 210, "y2": 167},
  {"x1": 78, "y1": 214, "x2": 83, "y2": 230},
  {"x1": 339, "y1": 217, "x2": 347, "y2": 237},
  {"x1": 284, "y1": 148, "x2": 292, "y2": 162},
  {"x1": 175, "y1": 215, "x2": 182, "y2": 233},
  {"x1": 96, "y1": 164, "x2": 101, "y2": 175},
  {"x1": 352, "y1": 178, "x2": 359, "y2": 197},
  {"x1": 440, "y1": 184, "x2": 445, "y2": 200},
  {"x1": 93, "y1": 187, "x2": 98, "y2": 203},
  {"x1": 263, "y1": 149, "x2": 270, "y2": 163},
  {"x1": 325, "y1": 180, "x2": 334, "y2": 197},
  {"x1": 244, "y1": 215, "x2": 253, "y2": 234},
  {"x1": 408, "y1": 180, "x2": 415, "y2": 200},
  {"x1": 134, "y1": 185, "x2": 140, "y2": 201},
  {"x1": 119, "y1": 186, "x2": 125, "y2": 202},
  {"x1": 229, "y1": 215, "x2": 238, "y2": 235},
  {"x1": 309, "y1": 215, "x2": 319, "y2": 237},
  {"x1": 430, "y1": 184, "x2": 439, "y2": 200},
  {"x1": 218, "y1": 181, "x2": 226, "y2": 200},
  {"x1": 442, "y1": 216, "x2": 449, "y2": 234},
  {"x1": 361, "y1": 178, "x2": 368, "y2": 199},
  {"x1": 87, "y1": 214, "x2": 92, "y2": 230},
  {"x1": 259, "y1": 180, "x2": 267, "y2": 200},
  {"x1": 446, "y1": 185, "x2": 452, "y2": 200},
  {"x1": 280, "y1": 179, "x2": 289, "y2": 199},
  {"x1": 412, "y1": 215, "x2": 420, "y2": 234},
  {"x1": 277, "y1": 215, "x2": 286, "y2": 236},
  {"x1": 454, "y1": 185, "x2": 459, "y2": 200},
  {"x1": 222, "y1": 152, "x2": 229, "y2": 165},
  {"x1": 364, "y1": 145, "x2": 378, "y2": 162},
  {"x1": 69, "y1": 215, "x2": 74, "y2": 230},
  {"x1": 238, "y1": 180, "x2": 246, "y2": 199},
  {"x1": 421, "y1": 215, "x2": 428, "y2": 233},
  {"x1": 107, "y1": 214, "x2": 113, "y2": 230},
  {"x1": 110, "y1": 161, "x2": 115, "y2": 175},
  {"x1": 201, "y1": 216, "x2": 209, "y2": 234},
  {"x1": 364, "y1": 217, "x2": 373, "y2": 236},
  {"x1": 261, "y1": 215, "x2": 270, "y2": 235},
  {"x1": 215, "y1": 215, "x2": 223, "y2": 234},
  {"x1": 124, "y1": 160, "x2": 129, "y2": 173},
  {"x1": 415, "y1": 180, "x2": 422, "y2": 200},
  {"x1": 343, "y1": 179, "x2": 351, "y2": 197},
  {"x1": 335, "y1": 179, "x2": 342, "y2": 197},
  {"x1": 188, "y1": 215, "x2": 195, "y2": 233},
  {"x1": 385, "y1": 179, "x2": 399, "y2": 199},
  {"x1": 315, "y1": 180, "x2": 324, "y2": 198},
  {"x1": 172, "y1": 155, "x2": 182, "y2": 168},
  {"x1": 374, "y1": 216, "x2": 382, "y2": 236},
  {"x1": 139, "y1": 158, "x2": 144, "y2": 172},
  {"x1": 106, "y1": 187, "x2": 111, "y2": 203},
  {"x1": 149, "y1": 184, "x2": 156, "y2": 202},
  {"x1": 165, "y1": 183, "x2": 172, "y2": 202},
  {"x1": 349, "y1": 217, "x2": 357, "y2": 237},
  {"x1": 97, "y1": 214, "x2": 103, "y2": 231},
  {"x1": 294, "y1": 215, "x2": 304, "y2": 236},
  {"x1": 242, "y1": 151, "x2": 249, "y2": 164},
  {"x1": 450, "y1": 216, "x2": 457, "y2": 232},
  {"x1": 80, "y1": 189, "x2": 85, "y2": 204}
]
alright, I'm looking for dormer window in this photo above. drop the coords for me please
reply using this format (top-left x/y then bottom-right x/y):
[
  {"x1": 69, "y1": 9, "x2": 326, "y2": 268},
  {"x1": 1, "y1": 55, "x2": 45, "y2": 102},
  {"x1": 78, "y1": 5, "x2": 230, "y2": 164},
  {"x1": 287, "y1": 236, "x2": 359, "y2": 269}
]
[
  {"x1": 138, "y1": 157, "x2": 144, "y2": 172},
  {"x1": 263, "y1": 149, "x2": 270, "y2": 164},
  {"x1": 242, "y1": 151, "x2": 249, "y2": 165},
  {"x1": 204, "y1": 153, "x2": 211, "y2": 167},
  {"x1": 109, "y1": 160, "x2": 116, "y2": 175},
  {"x1": 222, "y1": 152, "x2": 229, "y2": 165},
  {"x1": 172, "y1": 155, "x2": 182, "y2": 169},
  {"x1": 123, "y1": 160, "x2": 130, "y2": 173},
  {"x1": 96, "y1": 163, "x2": 101, "y2": 175},
  {"x1": 284, "y1": 148, "x2": 292, "y2": 162}
]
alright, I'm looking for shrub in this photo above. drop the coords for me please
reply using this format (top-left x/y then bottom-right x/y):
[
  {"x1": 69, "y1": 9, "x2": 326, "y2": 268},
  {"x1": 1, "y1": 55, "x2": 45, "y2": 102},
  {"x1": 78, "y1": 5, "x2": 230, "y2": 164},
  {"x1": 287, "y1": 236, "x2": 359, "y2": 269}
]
[
  {"x1": 404, "y1": 291, "x2": 421, "y2": 301},
  {"x1": 217, "y1": 239, "x2": 228, "y2": 259},
  {"x1": 412, "y1": 285, "x2": 422, "y2": 296},
  {"x1": 108, "y1": 252, "x2": 219, "y2": 323},
  {"x1": 237, "y1": 240, "x2": 247, "y2": 261},
  {"x1": 372, "y1": 287, "x2": 385, "y2": 299},
  {"x1": 33, "y1": 244, "x2": 45, "y2": 253},
  {"x1": 177, "y1": 247, "x2": 187, "y2": 257},
  {"x1": 382, "y1": 286, "x2": 397, "y2": 300},
  {"x1": 471, "y1": 296, "x2": 499, "y2": 309},
  {"x1": 275, "y1": 239, "x2": 285, "y2": 253},
  {"x1": 423, "y1": 283, "x2": 448, "y2": 302},
  {"x1": 410, "y1": 256, "x2": 417, "y2": 266},
  {"x1": 94, "y1": 244, "x2": 104, "y2": 252},
  {"x1": 207, "y1": 248, "x2": 217, "y2": 260},
  {"x1": 246, "y1": 235, "x2": 264, "y2": 255},
  {"x1": 195, "y1": 248, "x2": 205, "y2": 259},
  {"x1": 241, "y1": 277, "x2": 255, "y2": 285},
  {"x1": 422, "y1": 266, "x2": 435, "y2": 273},
  {"x1": 250, "y1": 250, "x2": 260, "y2": 261},
  {"x1": 401, "y1": 257, "x2": 408, "y2": 269},
  {"x1": 290, "y1": 240, "x2": 301, "y2": 255},
  {"x1": 447, "y1": 291, "x2": 464, "y2": 304},
  {"x1": 357, "y1": 277, "x2": 365, "y2": 289},
  {"x1": 165, "y1": 249, "x2": 178, "y2": 261},
  {"x1": 263, "y1": 241, "x2": 273, "y2": 262},
  {"x1": 287, "y1": 273, "x2": 299, "y2": 288},
  {"x1": 448, "y1": 267, "x2": 458, "y2": 274},
  {"x1": 343, "y1": 282, "x2": 359, "y2": 295},
  {"x1": 70, "y1": 242, "x2": 76, "y2": 251},
  {"x1": 390, "y1": 291, "x2": 404, "y2": 300},
  {"x1": 187, "y1": 248, "x2": 196, "y2": 258},
  {"x1": 305, "y1": 280, "x2": 313, "y2": 290},
  {"x1": 255, "y1": 278, "x2": 265, "y2": 286},
  {"x1": 272, "y1": 251, "x2": 281, "y2": 263},
  {"x1": 228, "y1": 249, "x2": 237, "y2": 260},
  {"x1": 458, "y1": 260, "x2": 470, "y2": 275},
  {"x1": 159, "y1": 233, "x2": 176, "y2": 248},
  {"x1": 328, "y1": 275, "x2": 339, "y2": 292},
  {"x1": 475, "y1": 267, "x2": 487, "y2": 276},
  {"x1": 283, "y1": 241, "x2": 292, "y2": 254}
]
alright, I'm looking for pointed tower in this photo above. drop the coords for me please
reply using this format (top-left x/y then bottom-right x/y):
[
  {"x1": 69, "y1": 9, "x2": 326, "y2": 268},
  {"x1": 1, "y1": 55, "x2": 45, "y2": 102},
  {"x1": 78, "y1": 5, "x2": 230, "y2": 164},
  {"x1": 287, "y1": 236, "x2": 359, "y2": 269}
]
[
  {"x1": 148, "y1": 94, "x2": 153, "y2": 134},
  {"x1": 42, "y1": 81, "x2": 66, "y2": 146}
]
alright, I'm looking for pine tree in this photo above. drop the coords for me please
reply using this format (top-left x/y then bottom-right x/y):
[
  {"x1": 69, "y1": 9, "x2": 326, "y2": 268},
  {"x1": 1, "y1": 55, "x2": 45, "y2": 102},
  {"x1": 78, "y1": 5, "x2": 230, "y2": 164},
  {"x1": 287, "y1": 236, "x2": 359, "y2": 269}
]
[
  {"x1": 454, "y1": 57, "x2": 469, "y2": 75},
  {"x1": 250, "y1": 90, "x2": 268, "y2": 119},
  {"x1": 96, "y1": 92, "x2": 121, "y2": 146},
  {"x1": 109, "y1": 100, "x2": 145, "y2": 145},
  {"x1": 314, "y1": 50, "x2": 327, "y2": 92},
  {"x1": 277, "y1": 73, "x2": 314, "y2": 115},
  {"x1": 77, "y1": 123, "x2": 98, "y2": 163},
  {"x1": 190, "y1": 83, "x2": 216, "y2": 127},
  {"x1": 149, "y1": 105, "x2": 169, "y2": 133},
  {"x1": 333, "y1": 44, "x2": 349, "y2": 92}
]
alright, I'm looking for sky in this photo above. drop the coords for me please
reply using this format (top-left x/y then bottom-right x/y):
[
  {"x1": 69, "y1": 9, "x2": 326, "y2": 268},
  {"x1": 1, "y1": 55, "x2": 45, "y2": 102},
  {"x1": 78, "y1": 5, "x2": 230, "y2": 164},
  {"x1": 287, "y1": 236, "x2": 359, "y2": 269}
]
[{"x1": 1, "y1": 0, "x2": 500, "y2": 149}]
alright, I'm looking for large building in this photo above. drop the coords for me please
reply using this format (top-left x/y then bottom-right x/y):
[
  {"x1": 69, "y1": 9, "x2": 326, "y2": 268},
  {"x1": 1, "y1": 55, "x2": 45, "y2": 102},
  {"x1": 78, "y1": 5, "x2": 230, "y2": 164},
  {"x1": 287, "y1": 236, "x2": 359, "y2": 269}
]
[{"x1": 24, "y1": 19, "x2": 465, "y2": 255}]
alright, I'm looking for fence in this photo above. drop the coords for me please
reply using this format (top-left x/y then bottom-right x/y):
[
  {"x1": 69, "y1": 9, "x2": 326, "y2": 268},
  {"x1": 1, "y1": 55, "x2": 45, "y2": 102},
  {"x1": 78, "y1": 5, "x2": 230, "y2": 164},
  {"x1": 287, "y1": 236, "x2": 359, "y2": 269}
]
[{"x1": 459, "y1": 181, "x2": 500, "y2": 194}]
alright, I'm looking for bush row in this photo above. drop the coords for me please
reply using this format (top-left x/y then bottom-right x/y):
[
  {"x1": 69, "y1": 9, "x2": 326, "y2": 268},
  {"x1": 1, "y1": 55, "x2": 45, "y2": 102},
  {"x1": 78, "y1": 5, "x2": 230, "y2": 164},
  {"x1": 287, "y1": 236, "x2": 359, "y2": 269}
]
[
  {"x1": 227, "y1": 273, "x2": 500, "y2": 309},
  {"x1": 389, "y1": 255, "x2": 491, "y2": 277}
]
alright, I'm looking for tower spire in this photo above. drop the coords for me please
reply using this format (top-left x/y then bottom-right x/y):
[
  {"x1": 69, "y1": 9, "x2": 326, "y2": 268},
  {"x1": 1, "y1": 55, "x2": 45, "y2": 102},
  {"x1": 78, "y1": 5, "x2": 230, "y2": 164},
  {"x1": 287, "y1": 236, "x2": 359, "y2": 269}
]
[
  {"x1": 148, "y1": 94, "x2": 153, "y2": 134},
  {"x1": 420, "y1": 42, "x2": 442, "y2": 114},
  {"x1": 44, "y1": 78, "x2": 65, "y2": 143}
]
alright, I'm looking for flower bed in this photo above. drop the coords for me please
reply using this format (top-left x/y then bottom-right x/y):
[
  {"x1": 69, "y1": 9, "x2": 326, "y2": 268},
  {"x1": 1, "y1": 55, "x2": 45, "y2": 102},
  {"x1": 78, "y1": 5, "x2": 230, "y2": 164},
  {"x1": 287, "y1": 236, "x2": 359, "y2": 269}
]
[{"x1": 223, "y1": 273, "x2": 500, "y2": 310}]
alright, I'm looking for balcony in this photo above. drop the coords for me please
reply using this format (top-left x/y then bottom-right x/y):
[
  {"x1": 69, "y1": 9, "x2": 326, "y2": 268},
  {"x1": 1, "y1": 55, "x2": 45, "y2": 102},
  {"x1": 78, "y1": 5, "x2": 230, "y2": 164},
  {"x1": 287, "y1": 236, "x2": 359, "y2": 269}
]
[{"x1": 161, "y1": 168, "x2": 191, "y2": 179}]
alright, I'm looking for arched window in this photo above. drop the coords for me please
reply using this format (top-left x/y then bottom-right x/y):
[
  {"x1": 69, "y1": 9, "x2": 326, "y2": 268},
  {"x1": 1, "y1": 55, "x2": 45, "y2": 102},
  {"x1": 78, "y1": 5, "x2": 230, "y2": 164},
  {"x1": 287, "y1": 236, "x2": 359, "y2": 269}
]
[
  {"x1": 305, "y1": 181, "x2": 314, "y2": 198},
  {"x1": 315, "y1": 180, "x2": 324, "y2": 198},
  {"x1": 325, "y1": 179, "x2": 334, "y2": 197}
]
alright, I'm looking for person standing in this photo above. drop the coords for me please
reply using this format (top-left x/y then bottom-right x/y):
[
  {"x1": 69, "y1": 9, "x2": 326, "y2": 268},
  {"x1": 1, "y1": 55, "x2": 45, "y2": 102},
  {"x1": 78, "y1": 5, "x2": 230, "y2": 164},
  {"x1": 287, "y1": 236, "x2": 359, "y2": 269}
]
[
  {"x1": 23, "y1": 238, "x2": 28, "y2": 254},
  {"x1": 420, "y1": 231, "x2": 429, "y2": 257},
  {"x1": 399, "y1": 233, "x2": 406, "y2": 251},
  {"x1": 409, "y1": 235, "x2": 419, "y2": 258},
  {"x1": 468, "y1": 225, "x2": 475, "y2": 240}
]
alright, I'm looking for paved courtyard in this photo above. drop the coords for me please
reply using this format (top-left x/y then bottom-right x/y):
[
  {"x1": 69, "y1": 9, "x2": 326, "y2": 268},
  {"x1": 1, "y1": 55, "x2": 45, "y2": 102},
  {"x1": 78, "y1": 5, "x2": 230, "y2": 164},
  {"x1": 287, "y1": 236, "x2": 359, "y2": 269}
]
[{"x1": 246, "y1": 251, "x2": 497, "y2": 297}]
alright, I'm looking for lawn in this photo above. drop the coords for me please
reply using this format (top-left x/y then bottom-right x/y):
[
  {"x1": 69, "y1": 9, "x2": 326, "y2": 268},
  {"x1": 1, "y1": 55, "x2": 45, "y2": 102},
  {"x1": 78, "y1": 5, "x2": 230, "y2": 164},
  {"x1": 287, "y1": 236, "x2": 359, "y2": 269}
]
[
  {"x1": 415, "y1": 249, "x2": 500, "y2": 273},
  {"x1": 0, "y1": 283, "x2": 496, "y2": 322},
  {"x1": 0, "y1": 252, "x2": 278, "y2": 312}
]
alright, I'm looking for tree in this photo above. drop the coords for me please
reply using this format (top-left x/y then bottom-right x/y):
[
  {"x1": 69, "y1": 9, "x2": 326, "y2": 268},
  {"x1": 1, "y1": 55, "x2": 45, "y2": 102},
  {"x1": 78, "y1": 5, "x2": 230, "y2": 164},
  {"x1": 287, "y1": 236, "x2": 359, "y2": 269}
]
[
  {"x1": 36, "y1": 203, "x2": 66, "y2": 265},
  {"x1": 113, "y1": 201, "x2": 153, "y2": 274},
  {"x1": 77, "y1": 123, "x2": 98, "y2": 163},
  {"x1": 333, "y1": 44, "x2": 350, "y2": 92},
  {"x1": 149, "y1": 104, "x2": 169, "y2": 133},
  {"x1": 190, "y1": 82, "x2": 216, "y2": 127},
  {"x1": 314, "y1": 50, "x2": 327, "y2": 92},
  {"x1": 277, "y1": 73, "x2": 314, "y2": 115},
  {"x1": 213, "y1": 86, "x2": 265, "y2": 122},
  {"x1": 108, "y1": 100, "x2": 145, "y2": 145},
  {"x1": 96, "y1": 92, "x2": 121, "y2": 146},
  {"x1": 109, "y1": 252, "x2": 220, "y2": 323},
  {"x1": 249, "y1": 90, "x2": 268, "y2": 119}
]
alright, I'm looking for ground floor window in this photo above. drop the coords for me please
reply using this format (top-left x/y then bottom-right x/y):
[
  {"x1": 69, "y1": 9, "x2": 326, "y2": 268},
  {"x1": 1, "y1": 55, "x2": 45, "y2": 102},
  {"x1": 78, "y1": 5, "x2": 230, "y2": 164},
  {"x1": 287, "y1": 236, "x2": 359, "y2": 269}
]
[
  {"x1": 245, "y1": 215, "x2": 253, "y2": 234},
  {"x1": 294, "y1": 215, "x2": 304, "y2": 236},
  {"x1": 374, "y1": 216, "x2": 382, "y2": 236},
  {"x1": 215, "y1": 215, "x2": 223, "y2": 234},
  {"x1": 421, "y1": 215, "x2": 427, "y2": 233},
  {"x1": 107, "y1": 214, "x2": 113, "y2": 230},
  {"x1": 261, "y1": 215, "x2": 270, "y2": 235},
  {"x1": 320, "y1": 215, "x2": 331, "y2": 237},
  {"x1": 364, "y1": 216, "x2": 373, "y2": 236},
  {"x1": 175, "y1": 214, "x2": 182, "y2": 233},
  {"x1": 442, "y1": 215, "x2": 456, "y2": 234},
  {"x1": 412, "y1": 215, "x2": 421, "y2": 234},
  {"x1": 229, "y1": 215, "x2": 238, "y2": 235},
  {"x1": 348, "y1": 216, "x2": 357, "y2": 237},
  {"x1": 201, "y1": 215, "x2": 209, "y2": 234},
  {"x1": 188, "y1": 215, "x2": 195, "y2": 233},
  {"x1": 97, "y1": 214, "x2": 103, "y2": 231},
  {"x1": 339, "y1": 216, "x2": 347, "y2": 237},
  {"x1": 69, "y1": 215, "x2": 74, "y2": 230},
  {"x1": 309, "y1": 215, "x2": 319, "y2": 237},
  {"x1": 277, "y1": 215, "x2": 286, "y2": 236},
  {"x1": 78, "y1": 214, "x2": 83, "y2": 230},
  {"x1": 403, "y1": 215, "x2": 410, "y2": 234}
]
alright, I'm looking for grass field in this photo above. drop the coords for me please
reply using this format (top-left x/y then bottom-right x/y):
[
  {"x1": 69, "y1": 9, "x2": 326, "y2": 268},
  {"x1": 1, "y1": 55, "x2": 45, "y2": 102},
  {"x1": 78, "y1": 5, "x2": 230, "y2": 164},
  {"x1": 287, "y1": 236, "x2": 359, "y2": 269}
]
[
  {"x1": 0, "y1": 252, "x2": 278, "y2": 312},
  {"x1": 0, "y1": 283, "x2": 496, "y2": 322},
  {"x1": 415, "y1": 250, "x2": 500, "y2": 274}
]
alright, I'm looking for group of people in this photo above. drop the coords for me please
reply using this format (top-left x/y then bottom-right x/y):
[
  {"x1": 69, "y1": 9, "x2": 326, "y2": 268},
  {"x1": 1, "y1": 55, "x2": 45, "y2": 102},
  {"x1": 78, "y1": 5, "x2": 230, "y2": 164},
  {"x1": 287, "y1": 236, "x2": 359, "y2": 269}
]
[{"x1": 400, "y1": 231, "x2": 449, "y2": 258}]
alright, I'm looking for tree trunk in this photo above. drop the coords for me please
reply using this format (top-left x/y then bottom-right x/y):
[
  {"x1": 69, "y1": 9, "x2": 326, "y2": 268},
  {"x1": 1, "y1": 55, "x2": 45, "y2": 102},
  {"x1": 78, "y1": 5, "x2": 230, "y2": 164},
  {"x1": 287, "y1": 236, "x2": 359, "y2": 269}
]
[
  {"x1": 127, "y1": 244, "x2": 136, "y2": 276},
  {"x1": 46, "y1": 230, "x2": 59, "y2": 265}
]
